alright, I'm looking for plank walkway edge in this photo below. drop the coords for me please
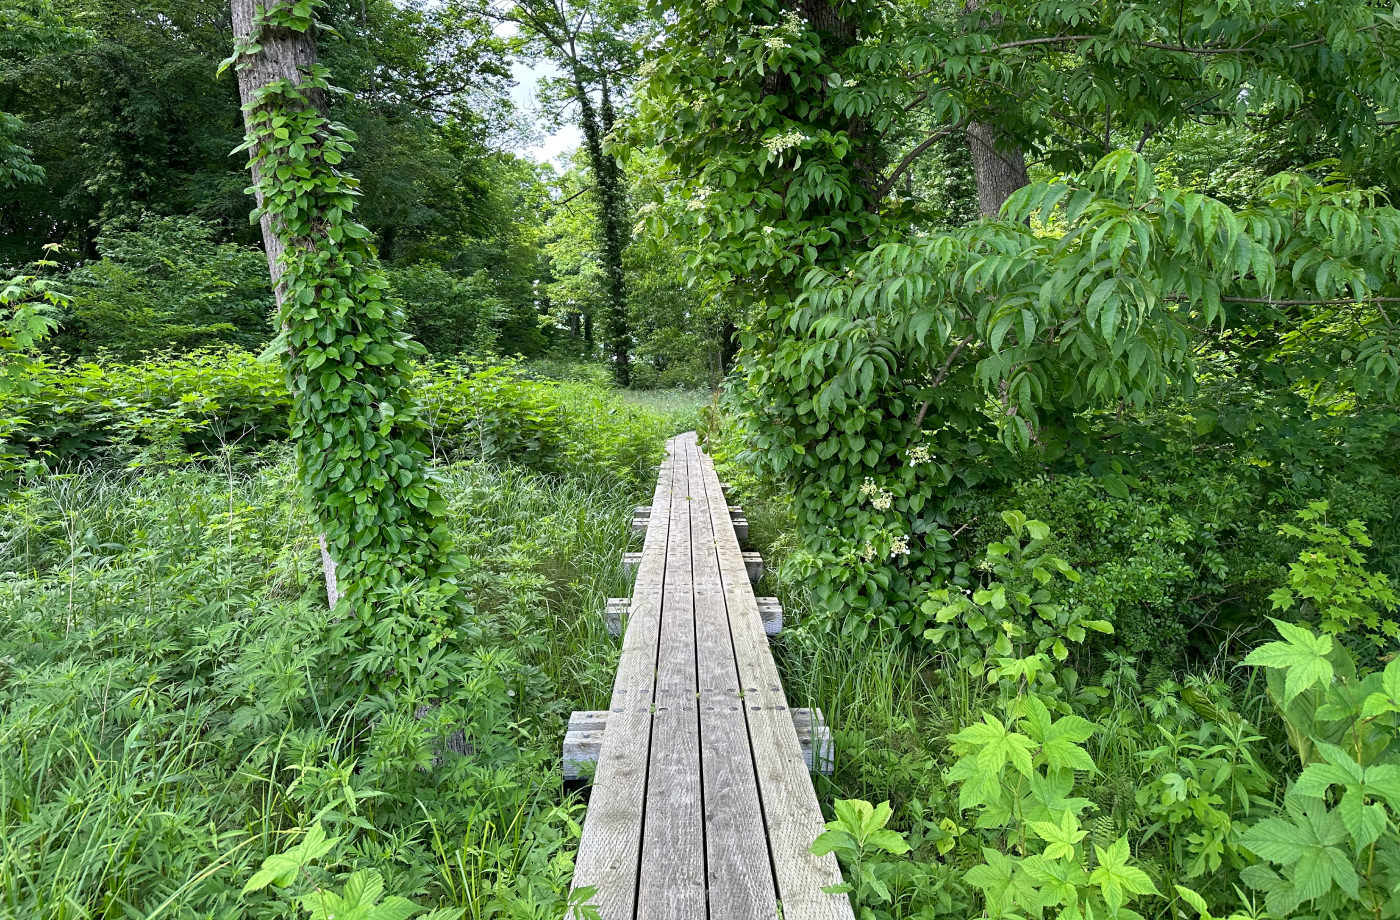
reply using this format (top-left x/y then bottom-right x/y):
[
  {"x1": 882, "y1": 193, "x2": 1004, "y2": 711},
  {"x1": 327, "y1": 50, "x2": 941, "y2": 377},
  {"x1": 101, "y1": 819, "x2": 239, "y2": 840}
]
[{"x1": 567, "y1": 432, "x2": 853, "y2": 920}]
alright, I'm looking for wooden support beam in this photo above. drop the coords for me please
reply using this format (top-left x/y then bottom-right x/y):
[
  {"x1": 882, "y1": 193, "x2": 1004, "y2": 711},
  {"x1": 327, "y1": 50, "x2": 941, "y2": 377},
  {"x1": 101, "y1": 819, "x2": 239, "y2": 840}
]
[
  {"x1": 564, "y1": 707, "x2": 832, "y2": 781},
  {"x1": 621, "y1": 551, "x2": 641, "y2": 578},
  {"x1": 729, "y1": 505, "x2": 749, "y2": 543},
  {"x1": 742, "y1": 551, "x2": 764, "y2": 584},
  {"x1": 604, "y1": 596, "x2": 782, "y2": 638},
  {"x1": 630, "y1": 505, "x2": 651, "y2": 539},
  {"x1": 756, "y1": 596, "x2": 783, "y2": 636}
]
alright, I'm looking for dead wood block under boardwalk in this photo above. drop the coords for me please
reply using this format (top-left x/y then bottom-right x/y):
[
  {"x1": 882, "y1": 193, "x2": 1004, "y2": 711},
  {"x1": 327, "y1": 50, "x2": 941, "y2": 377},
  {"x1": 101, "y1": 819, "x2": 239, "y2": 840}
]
[
  {"x1": 605, "y1": 597, "x2": 777, "y2": 638},
  {"x1": 604, "y1": 597, "x2": 629, "y2": 636},
  {"x1": 621, "y1": 552, "x2": 641, "y2": 578},
  {"x1": 742, "y1": 551, "x2": 763, "y2": 583},
  {"x1": 563, "y1": 707, "x2": 832, "y2": 780},
  {"x1": 755, "y1": 596, "x2": 783, "y2": 636}
]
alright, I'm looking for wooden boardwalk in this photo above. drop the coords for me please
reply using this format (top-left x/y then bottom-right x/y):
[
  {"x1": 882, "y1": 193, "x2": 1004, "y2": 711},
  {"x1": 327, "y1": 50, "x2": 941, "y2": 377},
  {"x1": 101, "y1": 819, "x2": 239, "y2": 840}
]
[{"x1": 567, "y1": 433, "x2": 853, "y2": 920}]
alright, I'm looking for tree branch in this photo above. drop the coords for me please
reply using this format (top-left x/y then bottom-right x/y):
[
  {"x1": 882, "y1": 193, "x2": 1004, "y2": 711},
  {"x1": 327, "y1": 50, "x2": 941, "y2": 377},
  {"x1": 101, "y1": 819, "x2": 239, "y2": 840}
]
[
  {"x1": 877, "y1": 119, "x2": 968, "y2": 200},
  {"x1": 914, "y1": 331, "x2": 976, "y2": 428}
]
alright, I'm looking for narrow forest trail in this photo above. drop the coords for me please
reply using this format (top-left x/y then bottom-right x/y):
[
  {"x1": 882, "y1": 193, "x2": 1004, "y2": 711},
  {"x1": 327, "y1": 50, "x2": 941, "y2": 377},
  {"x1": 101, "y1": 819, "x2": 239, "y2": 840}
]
[{"x1": 566, "y1": 432, "x2": 852, "y2": 920}]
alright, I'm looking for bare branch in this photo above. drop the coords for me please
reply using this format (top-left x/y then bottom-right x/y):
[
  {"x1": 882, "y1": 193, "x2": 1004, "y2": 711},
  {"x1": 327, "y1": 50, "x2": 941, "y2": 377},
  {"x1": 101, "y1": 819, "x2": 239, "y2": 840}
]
[
  {"x1": 914, "y1": 331, "x2": 977, "y2": 428},
  {"x1": 877, "y1": 119, "x2": 968, "y2": 200}
]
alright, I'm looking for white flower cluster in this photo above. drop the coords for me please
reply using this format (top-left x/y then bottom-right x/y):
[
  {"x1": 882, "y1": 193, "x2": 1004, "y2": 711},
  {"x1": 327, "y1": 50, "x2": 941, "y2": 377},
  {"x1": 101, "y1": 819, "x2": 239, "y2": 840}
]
[
  {"x1": 859, "y1": 477, "x2": 893, "y2": 511},
  {"x1": 861, "y1": 542, "x2": 876, "y2": 561},
  {"x1": 907, "y1": 445, "x2": 933, "y2": 466},
  {"x1": 764, "y1": 35, "x2": 789, "y2": 50},
  {"x1": 685, "y1": 187, "x2": 712, "y2": 211},
  {"x1": 637, "y1": 59, "x2": 658, "y2": 78},
  {"x1": 889, "y1": 534, "x2": 909, "y2": 557},
  {"x1": 763, "y1": 130, "x2": 806, "y2": 155}
]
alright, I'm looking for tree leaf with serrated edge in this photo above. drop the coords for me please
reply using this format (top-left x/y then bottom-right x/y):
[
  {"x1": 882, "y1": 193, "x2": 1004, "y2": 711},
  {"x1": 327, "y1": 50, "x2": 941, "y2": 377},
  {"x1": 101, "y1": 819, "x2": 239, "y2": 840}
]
[
  {"x1": 1028, "y1": 810, "x2": 1086, "y2": 860},
  {"x1": 1173, "y1": 885, "x2": 1212, "y2": 920},
  {"x1": 1336, "y1": 788, "x2": 1386, "y2": 849},
  {"x1": 1089, "y1": 837, "x2": 1159, "y2": 912},
  {"x1": 956, "y1": 713, "x2": 1035, "y2": 778},
  {"x1": 1240, "y1": 817, "x2": 1307, "y2": 866},
  {"x1": 1241, "y1": 619, "x2": 1334, "y2": 704}
]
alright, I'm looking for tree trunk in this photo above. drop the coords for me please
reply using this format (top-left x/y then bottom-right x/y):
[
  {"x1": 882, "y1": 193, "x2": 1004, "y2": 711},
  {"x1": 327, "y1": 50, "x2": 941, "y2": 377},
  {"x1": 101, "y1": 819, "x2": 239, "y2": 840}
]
[
  {"x1": 961, "y1": 0, "x2": 1029, "y2": 218},
  {"x1": 574, "y1": 70, "x2": 631, "y2": 385},
  {"x1": 719, "y1": 319, "x2": 739, "y2": 374},
  {"x1": 966, "y1": 121, "x2": 1029, "y2": 218},
  {"x1": 230, "y1": 0, "x2": 339, "y2": 609}
]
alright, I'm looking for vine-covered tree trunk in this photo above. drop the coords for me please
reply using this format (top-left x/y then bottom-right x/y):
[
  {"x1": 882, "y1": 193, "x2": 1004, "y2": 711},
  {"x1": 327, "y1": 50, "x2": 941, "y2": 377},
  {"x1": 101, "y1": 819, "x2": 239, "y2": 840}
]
[
  {"x1": 230, "y1": 0, "x2": 340, "y2": 608},
  {"x1": 228, "y1": 2, "x2": 456, "y2": 667},
  {"x1": 966, "y1": 121, "x2": 1029, "y2": 218},
  {"x1": 574, "y1": 70, "x2": 631, "y2": 385}
]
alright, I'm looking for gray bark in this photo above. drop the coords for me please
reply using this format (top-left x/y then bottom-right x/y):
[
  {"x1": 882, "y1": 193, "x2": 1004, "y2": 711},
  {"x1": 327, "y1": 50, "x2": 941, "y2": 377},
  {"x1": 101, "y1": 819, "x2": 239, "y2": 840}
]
[
  {"x1": 960, "y1": 0, "x2": 1030, "y2": 218},
  {"x1": 966, "y1": 121, "x2": 1029, "y2": 219},
  {"x1": 231, "y1": 0, "x2": 339, "y2": 609}
]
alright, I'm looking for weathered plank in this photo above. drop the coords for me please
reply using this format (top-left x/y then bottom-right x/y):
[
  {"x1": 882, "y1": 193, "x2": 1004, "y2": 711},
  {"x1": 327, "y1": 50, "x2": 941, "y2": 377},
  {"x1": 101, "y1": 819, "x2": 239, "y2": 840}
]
[
  {"x1": 570, "y1": 437, "x2": 679, "y2": 920},
  {"x1": 636, "y1": 440, "x2": 705, "y2": 919},
  {"x1": 563, "y1": 707, "x2": 832, "y2": 780},
  {"x1": 572, "y1": 433, "x2": 853, "y2": 920},
  {"x1": 688, "y1": 437, "x2": 780, "y2": 920},
  {"x1": 693, "y1": 435, "x2": 853, "y2": 920},
  {"x1": 605, "y1": 595, "x2": 782, "y2": 638}
]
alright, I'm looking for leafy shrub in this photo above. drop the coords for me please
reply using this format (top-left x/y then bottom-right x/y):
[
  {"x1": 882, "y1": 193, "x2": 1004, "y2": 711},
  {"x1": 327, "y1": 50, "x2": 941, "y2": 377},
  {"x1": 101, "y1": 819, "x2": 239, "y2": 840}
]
[
  {"x1": 1, "y1": 257, "x2": 65, "y2": 479},
  {"x1": 54, "y1": 216, "x2": 275, "y2": 358},
  {"x1": 750, "y1": 489, "x2": 1400, "y2": 919},
  {"x1": 1268, "y1": 502, "x2": 1399, "y2": 657},
  {"x1": 921, "y1": 511, "x2": 1113, "y2": 688},
  {"x1": 386, "y1": 263, "x2": 502, "y2": 357},
  {"x1": 1229, "y1": 619, "x2": 1400, "y2": 919},
  {"x1": 813, "y1": 799, "x2": 962, "y2": 919},
  {"x1": 0, "y1": 351, "x2": 683, "y2": 485},
  {"x1": 5, "y1": 350, "x2": 292, "y2": 462}
]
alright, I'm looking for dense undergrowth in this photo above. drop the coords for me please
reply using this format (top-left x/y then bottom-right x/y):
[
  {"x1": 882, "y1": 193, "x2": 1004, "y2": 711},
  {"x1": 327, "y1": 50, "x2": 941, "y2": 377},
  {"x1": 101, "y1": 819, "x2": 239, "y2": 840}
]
[
  {"x1": 706, "y1": 383, "x2": 1400, "y2": 920},
  {"x1": 0, "y1": 364, "x2": 703, "y2": 920},
  {"x1": 0, "y1": 352, "x2": 677, "y2": 484}
]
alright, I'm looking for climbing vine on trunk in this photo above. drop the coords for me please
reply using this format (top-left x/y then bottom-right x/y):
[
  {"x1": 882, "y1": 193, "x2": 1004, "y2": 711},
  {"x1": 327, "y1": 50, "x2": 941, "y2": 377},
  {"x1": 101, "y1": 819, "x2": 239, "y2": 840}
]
[{"x1": 226, "y1": 0, "x2": 461, "y2": 690}]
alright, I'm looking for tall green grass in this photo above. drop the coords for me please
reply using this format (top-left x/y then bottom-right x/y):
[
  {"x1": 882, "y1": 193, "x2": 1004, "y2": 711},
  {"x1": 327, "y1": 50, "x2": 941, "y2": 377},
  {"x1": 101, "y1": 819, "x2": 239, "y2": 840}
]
[{"x1": 0, "y1": 443, "x2": 653, "y2": 919}]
